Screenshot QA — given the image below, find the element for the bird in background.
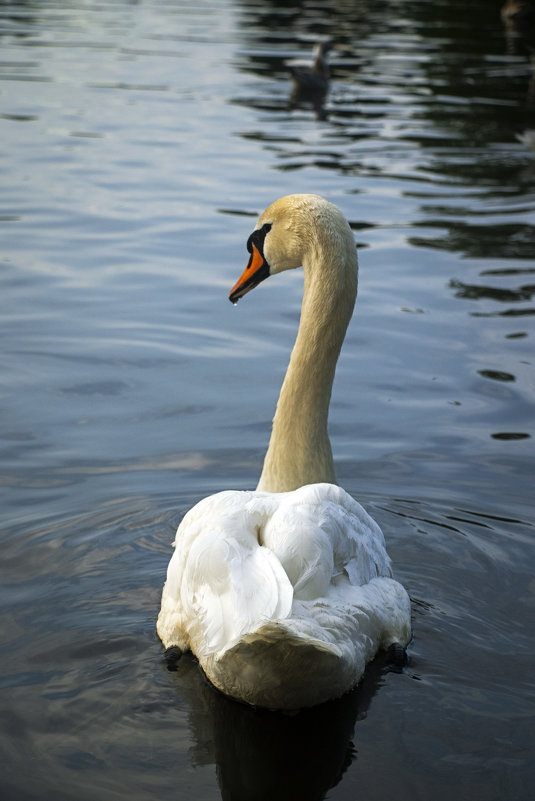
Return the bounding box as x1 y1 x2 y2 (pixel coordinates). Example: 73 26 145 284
287 41 333 119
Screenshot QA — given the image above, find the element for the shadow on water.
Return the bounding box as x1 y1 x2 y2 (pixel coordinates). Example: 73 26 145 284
170 648 396 801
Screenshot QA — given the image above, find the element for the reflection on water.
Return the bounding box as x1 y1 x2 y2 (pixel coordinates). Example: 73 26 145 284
176 650 387 801
1 0 535 799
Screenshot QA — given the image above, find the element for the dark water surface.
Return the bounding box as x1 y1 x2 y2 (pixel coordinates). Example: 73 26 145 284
1 1 534 799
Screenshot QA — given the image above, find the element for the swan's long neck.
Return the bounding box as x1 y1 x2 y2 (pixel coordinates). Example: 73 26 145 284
257 231 358 493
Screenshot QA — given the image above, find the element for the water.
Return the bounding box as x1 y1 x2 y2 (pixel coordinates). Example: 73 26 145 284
1 0 534 798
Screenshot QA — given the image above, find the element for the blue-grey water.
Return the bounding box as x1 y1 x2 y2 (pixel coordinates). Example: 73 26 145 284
1 1 534 799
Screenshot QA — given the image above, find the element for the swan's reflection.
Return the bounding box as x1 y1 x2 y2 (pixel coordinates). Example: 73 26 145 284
172 652 393 801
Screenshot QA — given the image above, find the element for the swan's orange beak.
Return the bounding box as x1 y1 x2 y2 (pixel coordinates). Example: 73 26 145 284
229 243 270 304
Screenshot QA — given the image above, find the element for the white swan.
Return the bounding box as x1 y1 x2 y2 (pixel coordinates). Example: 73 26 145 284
157 194 411 710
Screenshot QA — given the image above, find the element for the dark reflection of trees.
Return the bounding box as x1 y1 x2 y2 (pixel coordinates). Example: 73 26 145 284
172 650 394 801
450 275 535 303
232 0 535 263
0 0 41 39
232 0 391 113
501 0 535 54
390 2 535 264
403 0 535 120
448 273 535 318
234 0 535 137
409 221 535 260
380 2 535 261
235 0 390 54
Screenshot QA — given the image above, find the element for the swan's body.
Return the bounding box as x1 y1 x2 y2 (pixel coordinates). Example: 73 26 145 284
157 194 411 710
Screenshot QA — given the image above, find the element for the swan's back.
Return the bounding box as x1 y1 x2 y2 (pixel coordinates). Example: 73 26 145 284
157 484 410 709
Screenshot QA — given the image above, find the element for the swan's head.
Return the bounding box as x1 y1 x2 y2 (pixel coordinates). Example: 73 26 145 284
229 194 355 303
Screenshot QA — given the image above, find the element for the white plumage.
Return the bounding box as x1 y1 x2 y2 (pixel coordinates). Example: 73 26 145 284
157 194 411 710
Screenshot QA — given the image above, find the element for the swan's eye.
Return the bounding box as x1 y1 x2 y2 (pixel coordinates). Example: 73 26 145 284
246 222 272 256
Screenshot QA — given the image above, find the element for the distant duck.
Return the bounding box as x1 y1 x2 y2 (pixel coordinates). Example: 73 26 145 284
287 41 333 119
288 41 333 96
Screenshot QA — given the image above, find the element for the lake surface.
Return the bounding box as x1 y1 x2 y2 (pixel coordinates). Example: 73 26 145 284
1 1 534 799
